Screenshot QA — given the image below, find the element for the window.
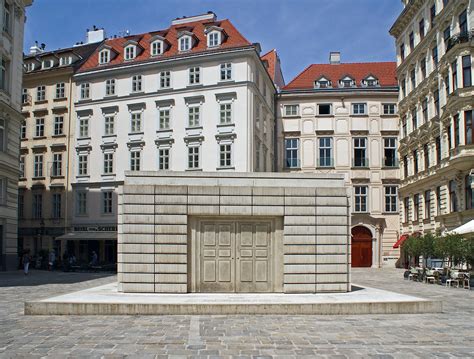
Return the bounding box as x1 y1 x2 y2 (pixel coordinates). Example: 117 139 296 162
424 190 431 219
104 115 114 135
404 197 410 222
55 83 65 99
78 154 88 176
435 136 441 164
423 143 430 170
454 113 460 147
432 45 438 67
22 88 29 104
132 75 142 92
353 137 367 167
219 103 232 124
402 116 407 137
59 56 71 66
354 186 368 213
413 150 419 174
219 144 232 167
18 194 24 218
422 98 428 123
220 63 232 81
130 112 142 133
188 106 200 127
19 156 25 177
401 78 406 97
445 75 450 97
403 155 409 178
284 105 299 116
3 0 11 33
459 9 467 34
385 186 397 212
452 60 458 91
410 68 416 90
187 146 200 169
411 107 418 130
179 36 191 51
419 19 425 40
124 45 136 60
409 32 414 51
52 193 61 219
32 194 42 219
447 125 452 150
79 118 89 138
449 180 457 212
434 89 440 116
430 5 436 27
466 175 473 210
103 153 114 174
443 26 450 48
99 50 110 64
52 153 62 176
76 192 87 215
383 138 397 167
35 118 44 137
208 31 220 47
414 194 420 221
436 186 442 215
465 110 473 145
158 148 170 170
462 55 471 88
102 191 113 214
0 58 7 91
160 71 170 88
80 83 90 99
341 78 353 88
20 120 26 139
189 67 200 85
400 43 405 61
318 104 331 115
318 137 332 167
352 103 366 115
151 41 162 56
130 151 141 171
159 108 170 129
285 138 299 168
36 85 46 101
34 155 43 177
383 104 396 115
54 116 64 135
420 58 426 80
105 79 115 96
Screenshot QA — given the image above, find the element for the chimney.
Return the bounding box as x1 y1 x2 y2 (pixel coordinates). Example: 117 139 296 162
29 41 44 55
329 52 341 65
86 26 106 44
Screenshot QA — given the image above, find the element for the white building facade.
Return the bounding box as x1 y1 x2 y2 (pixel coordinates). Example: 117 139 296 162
390 0 473 242
66 13 276 260
0 0 32 270
277 54 401 268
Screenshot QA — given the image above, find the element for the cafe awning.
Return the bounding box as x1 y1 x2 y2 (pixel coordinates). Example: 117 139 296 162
56 232 117 241
393 234 409 249
451 219 474 235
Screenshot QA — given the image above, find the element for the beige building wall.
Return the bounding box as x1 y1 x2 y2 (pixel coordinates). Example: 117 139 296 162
0 0 32 270
391 0 474 237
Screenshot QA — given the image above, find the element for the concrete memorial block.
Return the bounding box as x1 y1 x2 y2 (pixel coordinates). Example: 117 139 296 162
118 171 351 293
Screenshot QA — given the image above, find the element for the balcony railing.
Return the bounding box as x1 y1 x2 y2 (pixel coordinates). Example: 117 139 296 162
446 30 474 53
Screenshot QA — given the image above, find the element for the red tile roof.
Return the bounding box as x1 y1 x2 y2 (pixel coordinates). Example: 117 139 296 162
283 62 397 90
261 49 277 81
78 18 252 72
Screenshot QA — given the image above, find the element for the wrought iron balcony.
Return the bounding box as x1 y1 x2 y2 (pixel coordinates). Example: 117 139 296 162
446 30 474 53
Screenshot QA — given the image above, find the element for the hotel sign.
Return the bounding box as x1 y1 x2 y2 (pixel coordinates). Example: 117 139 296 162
73 225 117 232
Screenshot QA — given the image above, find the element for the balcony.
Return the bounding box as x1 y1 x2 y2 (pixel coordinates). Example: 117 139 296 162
446 30 474 53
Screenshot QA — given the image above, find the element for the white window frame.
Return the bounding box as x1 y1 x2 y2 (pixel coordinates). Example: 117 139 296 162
52 153 62 177
158 107 171 130
158 147 170 170
284 104 299 117
352 103 367 115
53 116 64 136
384 186 398 213
80 83 90 100
318 137 333 167
124 45 136 60
36 85 46 101
55 82 65 99
78 117 89 138
189 67 200 85
99 49 110 64
130 111 142 133
132 75 142 92
179 36 191 51
105 79 115 96
34 154 43 178
78 154 88 176
130 150 141 171
151 41 163 56
187 145 200 169
284 138 299 168
19 156 25 178
159 71 171 89
219 143 232 168
35 118 44 137
220 63 232 81
219 102 232 124
102 191 113 214
354 186 368 213
188 106 201 127
207 31 221 47
383 103 397 115
104 115 115 135
20 120 26 139
76 191 88 215
103 152 114 174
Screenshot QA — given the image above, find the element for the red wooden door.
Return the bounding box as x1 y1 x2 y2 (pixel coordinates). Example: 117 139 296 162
351 226 372 267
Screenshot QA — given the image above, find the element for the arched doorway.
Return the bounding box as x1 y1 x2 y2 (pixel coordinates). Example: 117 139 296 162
351 226 372 267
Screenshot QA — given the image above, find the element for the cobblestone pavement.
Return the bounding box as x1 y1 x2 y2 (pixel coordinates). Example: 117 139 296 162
0 268 473 358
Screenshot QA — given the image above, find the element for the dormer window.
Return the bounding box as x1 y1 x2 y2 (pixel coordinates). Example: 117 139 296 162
99 50 110 64
179 36 191 51
151 41 163 56
124 45 136 60
314 77 332 89
59 56 72 66
339 76 355 88
25 62 35 72
207 31 220 47
42 59 53 69
362 75 379 87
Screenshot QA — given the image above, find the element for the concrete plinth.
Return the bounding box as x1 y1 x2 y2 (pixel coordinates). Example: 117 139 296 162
24 282 442 315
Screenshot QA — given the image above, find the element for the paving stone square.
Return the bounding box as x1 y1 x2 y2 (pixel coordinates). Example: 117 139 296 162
0 268 473 358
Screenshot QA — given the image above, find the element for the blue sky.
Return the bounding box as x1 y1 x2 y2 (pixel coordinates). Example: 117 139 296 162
24 0 403 83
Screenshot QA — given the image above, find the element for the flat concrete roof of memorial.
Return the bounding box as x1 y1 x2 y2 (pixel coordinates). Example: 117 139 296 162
25 282 441 315
123 171 346 188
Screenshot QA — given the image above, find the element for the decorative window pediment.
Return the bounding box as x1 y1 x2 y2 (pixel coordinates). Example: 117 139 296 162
339 75 355 88
314 76 332 89
361 75 379 87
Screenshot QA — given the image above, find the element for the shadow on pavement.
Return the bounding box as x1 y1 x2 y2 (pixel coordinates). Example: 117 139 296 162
0 270 116 287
